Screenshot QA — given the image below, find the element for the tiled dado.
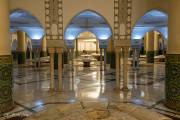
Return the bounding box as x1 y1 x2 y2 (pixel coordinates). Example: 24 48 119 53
0 55 14 114
165 54 180 111
146 51 154 63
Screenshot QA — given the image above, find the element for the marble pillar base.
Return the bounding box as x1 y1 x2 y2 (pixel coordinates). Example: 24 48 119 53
17 51 26 64
146 51 154 63
165 54 180 111
0 55 14 114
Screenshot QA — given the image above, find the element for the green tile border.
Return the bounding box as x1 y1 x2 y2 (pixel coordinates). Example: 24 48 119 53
0 55 14 114
165 54 180 111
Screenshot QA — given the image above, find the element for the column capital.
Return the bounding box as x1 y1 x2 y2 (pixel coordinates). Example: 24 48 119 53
48 48 55 54
56 48 63 54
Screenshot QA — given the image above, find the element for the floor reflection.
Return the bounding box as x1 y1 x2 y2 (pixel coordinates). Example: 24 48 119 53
5 62 179 119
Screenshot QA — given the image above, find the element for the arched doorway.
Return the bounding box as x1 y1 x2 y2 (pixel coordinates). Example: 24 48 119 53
73 31 100 69
10 9 45 66
131 10 168 68
64 10 112 71
130 10 168 106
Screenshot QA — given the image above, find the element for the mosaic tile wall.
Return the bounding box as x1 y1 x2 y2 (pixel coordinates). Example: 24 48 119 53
166 54 180 111
0 55 13 114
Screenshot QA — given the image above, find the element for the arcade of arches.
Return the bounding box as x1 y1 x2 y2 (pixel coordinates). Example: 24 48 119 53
0 0 180 120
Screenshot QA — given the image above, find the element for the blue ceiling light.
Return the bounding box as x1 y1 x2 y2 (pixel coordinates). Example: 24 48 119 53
132 10 168 45
64 10 112 42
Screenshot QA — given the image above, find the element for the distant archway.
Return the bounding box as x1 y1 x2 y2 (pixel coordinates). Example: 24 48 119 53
10 9 45 47
64 10 112 48
131 10 168 47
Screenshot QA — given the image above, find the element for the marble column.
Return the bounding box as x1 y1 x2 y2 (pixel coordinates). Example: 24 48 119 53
146 32 154 63
0 0 14 113
122 47 129 91
17 31 26 64
57 48 63 92
115 48 120 90
41 36 47 57
48 48 55 91
165 0 180 111
154 32 159 56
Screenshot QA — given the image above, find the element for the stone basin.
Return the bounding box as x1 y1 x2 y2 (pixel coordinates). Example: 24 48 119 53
25 102 172 120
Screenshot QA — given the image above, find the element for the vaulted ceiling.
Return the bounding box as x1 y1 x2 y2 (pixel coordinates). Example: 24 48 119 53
65 11 112 41
132 10 168 41
10 9 44 40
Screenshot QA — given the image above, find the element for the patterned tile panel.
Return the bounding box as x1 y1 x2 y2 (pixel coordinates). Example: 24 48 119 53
0 55 14 114
165 54 180 111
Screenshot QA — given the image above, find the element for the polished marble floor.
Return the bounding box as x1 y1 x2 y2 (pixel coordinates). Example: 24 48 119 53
1 61 180 119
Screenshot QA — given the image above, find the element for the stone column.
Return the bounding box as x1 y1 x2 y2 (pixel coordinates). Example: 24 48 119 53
57 48 63 92
0 0 14 113
115 48 120 90
146 32 154 63
165 0 180 111
48 48 55 91
100 48 103 71
154 32 159 56
41 36 47 57
122 47 129 91
17 31 26 64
